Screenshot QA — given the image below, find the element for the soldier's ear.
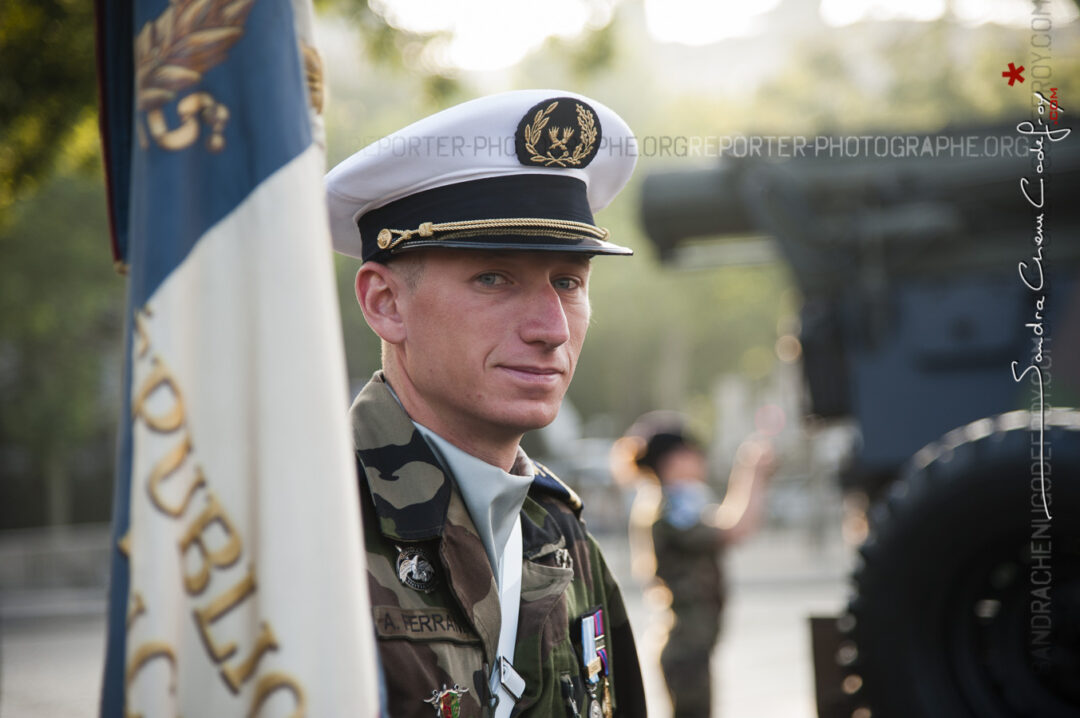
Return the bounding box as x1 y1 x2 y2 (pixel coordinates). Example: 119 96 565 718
355 263 407 344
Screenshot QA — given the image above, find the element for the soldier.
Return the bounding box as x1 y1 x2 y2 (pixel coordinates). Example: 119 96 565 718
326 90 646 718
618 413 773 718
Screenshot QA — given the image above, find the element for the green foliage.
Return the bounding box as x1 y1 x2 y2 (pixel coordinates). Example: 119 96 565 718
542 12 619 82
748 19 1078 133
0 0 99 227
0 164 123 527
321 0 464 105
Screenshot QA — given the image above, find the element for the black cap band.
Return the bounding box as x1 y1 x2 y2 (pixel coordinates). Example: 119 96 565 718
358 174 612 262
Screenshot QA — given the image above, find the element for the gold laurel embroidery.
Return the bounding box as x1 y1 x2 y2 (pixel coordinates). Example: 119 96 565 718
301 44 325 115
523 101 558 161
524 101 597 167
570 102 597 164
134 0 257 152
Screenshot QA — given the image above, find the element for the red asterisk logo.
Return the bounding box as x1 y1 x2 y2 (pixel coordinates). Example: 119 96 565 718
1002 62 1025 86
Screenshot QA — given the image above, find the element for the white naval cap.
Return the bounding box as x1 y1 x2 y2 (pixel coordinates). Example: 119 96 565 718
325 89 637 262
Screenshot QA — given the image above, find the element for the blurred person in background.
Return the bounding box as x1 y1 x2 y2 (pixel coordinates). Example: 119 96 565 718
614 412 775 718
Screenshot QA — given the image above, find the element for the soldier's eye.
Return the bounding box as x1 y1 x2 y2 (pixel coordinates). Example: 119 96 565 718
475 272 508 287
553 276 582 291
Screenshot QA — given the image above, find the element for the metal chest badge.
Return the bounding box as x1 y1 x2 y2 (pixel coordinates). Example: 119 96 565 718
397 544 438 593
424 683 469 718
579 608 613 718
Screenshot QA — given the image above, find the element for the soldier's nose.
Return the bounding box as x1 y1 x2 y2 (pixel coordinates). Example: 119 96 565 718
520 284 571 347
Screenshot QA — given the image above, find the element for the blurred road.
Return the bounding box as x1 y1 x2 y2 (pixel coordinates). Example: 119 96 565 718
0 526 850 718
1 611 105 718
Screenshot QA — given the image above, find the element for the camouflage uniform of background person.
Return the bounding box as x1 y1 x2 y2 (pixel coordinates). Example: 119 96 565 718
615 412 774 718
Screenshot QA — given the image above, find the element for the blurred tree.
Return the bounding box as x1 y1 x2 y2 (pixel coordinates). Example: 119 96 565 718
1 0 623 225
0 0 99 229
750 19 1080 133
0 163 123 529
331 0 463 105
321 0 621 106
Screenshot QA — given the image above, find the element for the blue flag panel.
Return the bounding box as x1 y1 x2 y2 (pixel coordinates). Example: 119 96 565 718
96 1 316 715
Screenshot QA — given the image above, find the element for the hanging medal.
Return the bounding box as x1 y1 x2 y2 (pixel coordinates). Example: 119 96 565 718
579 608 610 718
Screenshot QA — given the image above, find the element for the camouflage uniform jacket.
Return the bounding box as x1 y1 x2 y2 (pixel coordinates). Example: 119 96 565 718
651 515 725 614
351 373 646 718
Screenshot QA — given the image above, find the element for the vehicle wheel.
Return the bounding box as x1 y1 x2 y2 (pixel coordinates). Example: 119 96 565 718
842 410 1080 718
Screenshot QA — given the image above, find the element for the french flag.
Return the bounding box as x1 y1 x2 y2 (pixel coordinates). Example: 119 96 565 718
95 0 379 715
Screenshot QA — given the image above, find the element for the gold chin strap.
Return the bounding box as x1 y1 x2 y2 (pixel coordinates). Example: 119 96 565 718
376 218 610 251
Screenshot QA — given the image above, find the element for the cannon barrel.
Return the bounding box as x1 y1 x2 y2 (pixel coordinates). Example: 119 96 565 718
641 126 1080 288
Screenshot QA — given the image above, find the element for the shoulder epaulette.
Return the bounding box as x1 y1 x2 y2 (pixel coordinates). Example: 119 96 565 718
530 461 584 514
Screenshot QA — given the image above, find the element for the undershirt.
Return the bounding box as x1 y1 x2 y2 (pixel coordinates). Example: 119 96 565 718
413 423 533 718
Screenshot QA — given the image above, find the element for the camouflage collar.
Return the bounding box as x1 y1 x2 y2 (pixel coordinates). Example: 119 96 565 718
350 372 586 541
350 372 453 541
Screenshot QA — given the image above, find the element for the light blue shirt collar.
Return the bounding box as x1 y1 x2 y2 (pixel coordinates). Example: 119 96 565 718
412 423 534 583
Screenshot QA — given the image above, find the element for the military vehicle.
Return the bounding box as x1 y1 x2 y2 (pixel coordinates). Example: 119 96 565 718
639 122 1080 718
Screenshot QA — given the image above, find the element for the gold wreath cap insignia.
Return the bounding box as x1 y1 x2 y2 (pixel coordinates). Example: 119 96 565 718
515 97 602 169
